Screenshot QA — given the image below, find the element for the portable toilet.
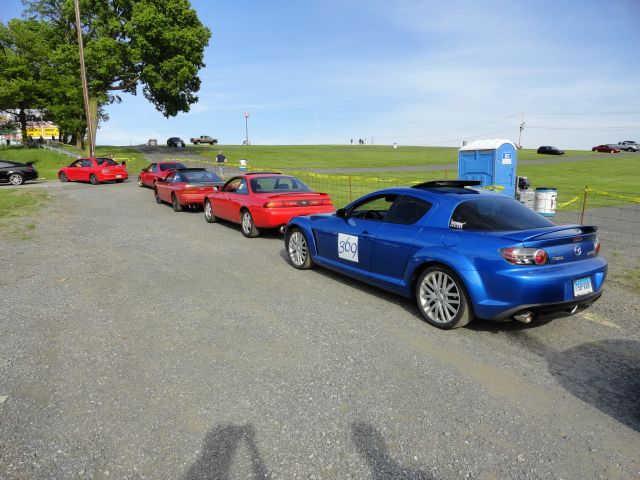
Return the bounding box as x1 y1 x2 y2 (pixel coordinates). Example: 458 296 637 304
458 139 517 197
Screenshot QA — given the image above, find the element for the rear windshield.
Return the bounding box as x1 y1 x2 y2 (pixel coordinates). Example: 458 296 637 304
450 197 554 231
160 163 186 171
250 176 311 193
95 158 118 166
180 170 222 183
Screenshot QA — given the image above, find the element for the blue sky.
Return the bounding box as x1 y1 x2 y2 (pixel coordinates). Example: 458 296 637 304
3 0 640 149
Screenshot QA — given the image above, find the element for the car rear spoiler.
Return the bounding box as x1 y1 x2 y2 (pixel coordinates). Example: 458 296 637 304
503 225 598 243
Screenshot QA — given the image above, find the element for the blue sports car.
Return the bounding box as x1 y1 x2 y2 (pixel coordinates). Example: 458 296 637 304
284 180 607 329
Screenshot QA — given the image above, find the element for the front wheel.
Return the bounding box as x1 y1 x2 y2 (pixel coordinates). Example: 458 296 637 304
137 176 143 187
204 199 217 223
286 228 313 269
172 193 182 212
59 172 68 182
89 174 99 185
240 209 259 238
154 188 162 204
415 266 473 329
8 173 24 185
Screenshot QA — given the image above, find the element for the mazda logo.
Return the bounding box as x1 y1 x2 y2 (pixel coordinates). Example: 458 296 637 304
574 246 582 256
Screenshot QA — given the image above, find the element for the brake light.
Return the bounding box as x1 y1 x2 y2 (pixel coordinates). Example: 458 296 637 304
594 238 601 255
500 247 548 265
264 198 333 208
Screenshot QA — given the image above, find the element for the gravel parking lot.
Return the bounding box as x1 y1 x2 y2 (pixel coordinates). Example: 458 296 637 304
1 177 639 479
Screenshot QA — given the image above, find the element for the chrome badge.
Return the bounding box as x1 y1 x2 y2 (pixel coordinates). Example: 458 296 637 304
574 246 582 256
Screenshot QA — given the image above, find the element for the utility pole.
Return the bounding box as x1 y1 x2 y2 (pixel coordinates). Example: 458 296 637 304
518 112 525 149
73 0 94 157
244 111 250 146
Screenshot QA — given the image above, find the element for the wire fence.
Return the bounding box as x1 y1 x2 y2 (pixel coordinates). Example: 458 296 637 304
172 157 639 272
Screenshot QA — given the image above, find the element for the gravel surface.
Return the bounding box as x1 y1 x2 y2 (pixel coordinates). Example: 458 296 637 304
0 177 639 480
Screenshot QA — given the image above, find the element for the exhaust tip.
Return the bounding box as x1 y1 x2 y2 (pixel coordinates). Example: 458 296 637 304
513 310 533 324
567 305 578 314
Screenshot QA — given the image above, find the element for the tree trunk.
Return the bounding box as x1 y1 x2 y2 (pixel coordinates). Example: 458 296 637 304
18 106 28 142
88 95 98 156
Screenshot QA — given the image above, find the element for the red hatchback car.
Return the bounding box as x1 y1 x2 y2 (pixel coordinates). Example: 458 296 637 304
138 161 187 187
58 157 128 184
203 172 335 237
592 144 621 153
154 168 224 211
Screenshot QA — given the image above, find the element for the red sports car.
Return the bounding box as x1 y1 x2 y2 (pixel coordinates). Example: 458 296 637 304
592 145 621 153
58 157 128 184
154 168 224 211
203 172 335 237
137 161 187 187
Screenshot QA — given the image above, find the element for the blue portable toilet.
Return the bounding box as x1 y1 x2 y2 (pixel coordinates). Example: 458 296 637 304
458 139 517 197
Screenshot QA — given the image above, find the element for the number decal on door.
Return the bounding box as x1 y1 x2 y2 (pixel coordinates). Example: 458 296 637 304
338 233 359 262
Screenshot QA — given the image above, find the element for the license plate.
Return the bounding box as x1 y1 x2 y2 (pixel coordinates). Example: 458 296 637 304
573 277 593 297
116 174 122 178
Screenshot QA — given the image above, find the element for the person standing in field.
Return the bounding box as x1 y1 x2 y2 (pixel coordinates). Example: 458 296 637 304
216 150 227 179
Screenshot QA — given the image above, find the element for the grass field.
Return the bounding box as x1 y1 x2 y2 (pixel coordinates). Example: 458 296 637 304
196 144 600 169
0 145 147 179
0 189 50 239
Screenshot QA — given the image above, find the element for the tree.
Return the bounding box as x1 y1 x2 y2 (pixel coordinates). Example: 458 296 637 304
26 0 212 146
0 19 51 139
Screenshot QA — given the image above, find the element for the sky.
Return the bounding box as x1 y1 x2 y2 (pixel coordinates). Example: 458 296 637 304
2 0 640 149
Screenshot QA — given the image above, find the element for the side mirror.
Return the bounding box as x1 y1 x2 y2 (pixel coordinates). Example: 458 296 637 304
336 208 347 218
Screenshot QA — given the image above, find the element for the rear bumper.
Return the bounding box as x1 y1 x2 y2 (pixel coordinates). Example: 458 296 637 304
100 172 128 181
491 291 603 321
252 205 335 228
177 192 209 205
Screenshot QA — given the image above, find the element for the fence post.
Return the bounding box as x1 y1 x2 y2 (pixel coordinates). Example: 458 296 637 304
579 185 589 225
348 176 353 203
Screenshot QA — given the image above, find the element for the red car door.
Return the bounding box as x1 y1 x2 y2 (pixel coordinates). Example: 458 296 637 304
156 171 177 202
215 178 248 222
65 160 83 181
80 159 94 181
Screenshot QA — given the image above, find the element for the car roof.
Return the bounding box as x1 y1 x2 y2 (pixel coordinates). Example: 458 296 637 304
172 168 208 172
156 161 186 164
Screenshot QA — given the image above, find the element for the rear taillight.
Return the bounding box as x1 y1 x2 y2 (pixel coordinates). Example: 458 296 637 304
264 198 333 208
594 238 601 255
500 247 548 265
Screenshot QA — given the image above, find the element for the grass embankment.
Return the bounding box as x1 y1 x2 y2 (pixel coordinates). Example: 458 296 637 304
0 189 49 239
196 145 599 170
0 145 147 179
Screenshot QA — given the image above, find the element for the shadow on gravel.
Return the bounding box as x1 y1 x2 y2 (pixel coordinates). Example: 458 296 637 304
508 334 640 431
182 424 271 480
352 422 433 480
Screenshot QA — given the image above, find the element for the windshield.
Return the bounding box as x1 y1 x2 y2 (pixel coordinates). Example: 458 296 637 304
160 163 186 171
181 170 222 183
450 197 554 231
250 176 311 193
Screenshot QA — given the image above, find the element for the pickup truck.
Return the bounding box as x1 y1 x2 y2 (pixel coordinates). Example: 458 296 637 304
617 141 639 152
190 135 218 145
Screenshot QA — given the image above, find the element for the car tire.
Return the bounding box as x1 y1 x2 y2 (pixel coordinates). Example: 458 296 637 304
58 172 68 182
240 209 259 238
137 176 143 187
90 174 99 185
8 173 24 185
286 228 313 270
172 193 182 212
154 188 162 204
415 265 473 329
204 199 217 223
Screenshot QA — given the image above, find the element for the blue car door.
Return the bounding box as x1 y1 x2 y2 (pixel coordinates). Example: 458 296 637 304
313 193 395 276
369 195 433 288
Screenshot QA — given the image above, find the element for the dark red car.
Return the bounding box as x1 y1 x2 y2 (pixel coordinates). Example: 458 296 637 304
58 157 128 184
154 168 224 211
592 145 620 153
203 172 335 237
137 161 187 187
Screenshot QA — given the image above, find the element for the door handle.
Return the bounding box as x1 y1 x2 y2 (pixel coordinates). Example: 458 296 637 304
361 231 373 238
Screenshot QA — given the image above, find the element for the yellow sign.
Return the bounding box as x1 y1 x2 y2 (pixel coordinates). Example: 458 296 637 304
26 125 60 138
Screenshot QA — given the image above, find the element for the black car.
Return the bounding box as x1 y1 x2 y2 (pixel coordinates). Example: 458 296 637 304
0 160 39 185
536 146 565 155
167 137 185 147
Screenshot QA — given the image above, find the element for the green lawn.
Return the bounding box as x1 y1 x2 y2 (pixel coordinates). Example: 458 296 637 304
196 144 600 169
0 189 50 239
0 145 147 179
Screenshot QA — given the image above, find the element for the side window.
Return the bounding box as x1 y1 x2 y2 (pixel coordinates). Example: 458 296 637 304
163 173 175 183
81 160 93 167
70 160 82 167
236 179 248 195
172 173 183 183
150 164 158 172
223 178 242 192
350 194 397 221
385 195 432 225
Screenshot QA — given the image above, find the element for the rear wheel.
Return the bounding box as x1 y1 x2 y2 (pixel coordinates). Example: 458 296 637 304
137 176 143 187
154 188 162 204
90 174 99 185
415 266 473 329
240 209 259 238
59 172 68 182
8 173 24 185
204 199 217 223
172 193 182 212
286 228 313 269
